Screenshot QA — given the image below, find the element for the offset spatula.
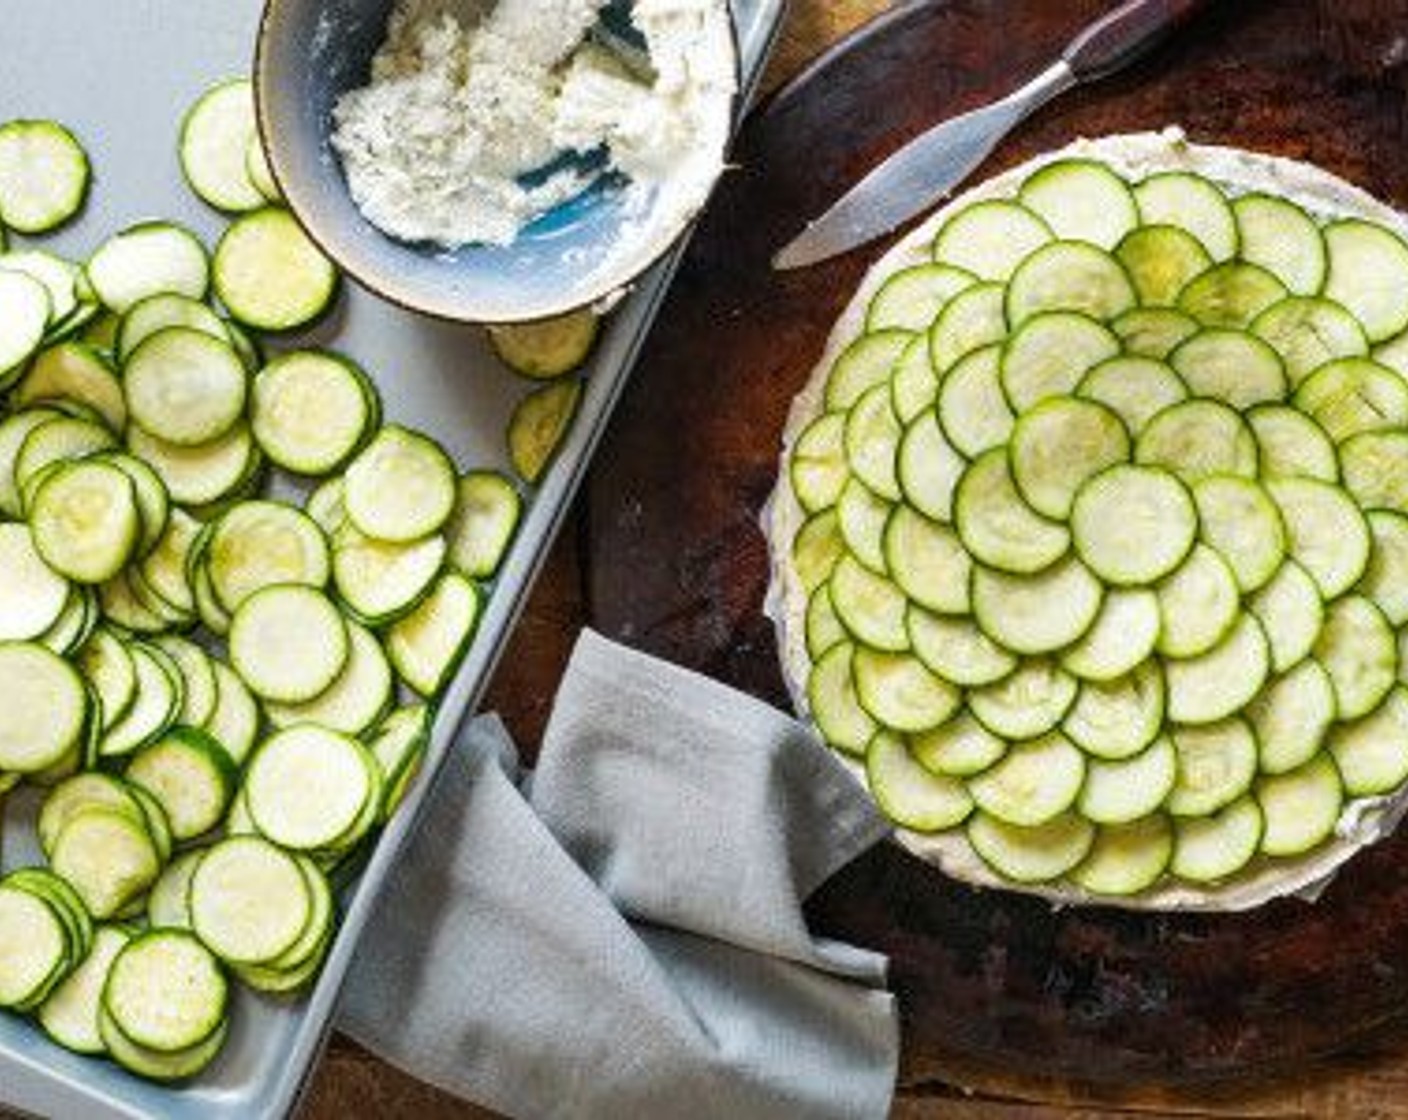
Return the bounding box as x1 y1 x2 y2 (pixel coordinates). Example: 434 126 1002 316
773 0 1213 270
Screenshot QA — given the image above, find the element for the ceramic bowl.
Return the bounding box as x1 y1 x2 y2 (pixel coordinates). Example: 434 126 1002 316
254 0 739 324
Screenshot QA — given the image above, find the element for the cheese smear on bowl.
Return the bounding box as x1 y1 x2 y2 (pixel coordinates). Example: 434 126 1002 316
330 0 734 249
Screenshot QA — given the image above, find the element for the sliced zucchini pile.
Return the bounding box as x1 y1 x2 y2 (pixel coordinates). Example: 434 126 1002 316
0 91 532 1083
785 147 1408 900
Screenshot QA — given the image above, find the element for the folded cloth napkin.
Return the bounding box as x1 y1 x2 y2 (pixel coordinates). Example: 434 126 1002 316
338 629 898 1120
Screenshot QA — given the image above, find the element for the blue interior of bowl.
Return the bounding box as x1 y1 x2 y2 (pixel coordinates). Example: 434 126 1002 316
258 0 707 323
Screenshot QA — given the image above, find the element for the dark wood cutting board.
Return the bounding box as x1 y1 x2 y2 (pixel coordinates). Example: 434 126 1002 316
585 0 1408 1093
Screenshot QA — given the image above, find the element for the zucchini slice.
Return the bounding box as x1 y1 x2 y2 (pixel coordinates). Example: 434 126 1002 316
1323 218 1408 342
269 620 393 735
508 380 581 485
229 585 349 703
17 342 126 432
0 273 53 382
1233 193 1327 295
968 659 1077 740
125 727 237 842
179 78 264 213
1078 736 1177 825
928 284 1007 374
1342 430 1408 515
87 222 209 314
0 884 71 1009
104 931 227 1052
1249 659 1337 775
971 557 1103 656
251 350 378 475
207 499 330 612
445 471 521 581
936 344 1013 456
1170 796 1263 883
1169 328 1286 408
807 642 877 756
1257 755 1344 858
332 528 448 625
907 609 1016 687
954 447 1069 575
968 733 1086 827
0 524 71 640
931 200 1053 282
967 811 1095 884
48 806 161 918
386 572 480 699
1111 306 1200 359
1135 399 1257 482
1077 356 1187 433
1266 476 1371 598
1177 262 1287 330
1062 662 1166 761
792 510 843 593
844 382 902 500
866 264 976 333
0 120 89 234
1019 159 1139 250
1072 815 1173 896
1362 510 1408 625
243 727 379 853
214 207 339 331
854 648 961 734
1191 475 1286 594
487 309 599 378
0 642 87 773
1252 295 1369 385
896 412 965 522
189 836 312 964
1247 403 1339 482
1328 686 1408 796
125 327 248 446
829 554 908 652
30 461 139 584
1061 589 1161 683
1313 595 1397 721
836 479 887 572
1167 719 1259 816
1133 171 1239 261
890 335 940 424
1071 464 1196 586
911 714 1006 778
1293 357 1408 441
826 330 911 410
1165 615 1271 726
1155 544 1240 659
1009 397 1129 520
789 412 847 514
1005 241 1136 327
117 291 229 365
39 925 130 1055
1115 224 1211 307
884 507 972 615
866 732 974 832
345 425 457 543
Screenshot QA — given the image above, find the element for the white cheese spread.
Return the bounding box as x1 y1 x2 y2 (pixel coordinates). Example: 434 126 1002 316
330 0 734 249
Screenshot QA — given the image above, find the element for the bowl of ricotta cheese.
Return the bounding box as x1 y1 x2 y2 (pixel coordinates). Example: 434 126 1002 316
255 0 738 323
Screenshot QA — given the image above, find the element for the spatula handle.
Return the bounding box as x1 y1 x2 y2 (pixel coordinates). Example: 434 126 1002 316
1063 0 1212 81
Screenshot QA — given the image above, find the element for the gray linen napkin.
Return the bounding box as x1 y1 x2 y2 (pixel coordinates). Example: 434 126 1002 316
338 629 898 1119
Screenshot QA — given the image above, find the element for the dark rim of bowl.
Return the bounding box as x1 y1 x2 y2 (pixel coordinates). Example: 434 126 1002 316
253 0 743 327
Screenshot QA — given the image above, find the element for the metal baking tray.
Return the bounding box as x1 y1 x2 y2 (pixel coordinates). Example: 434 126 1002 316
0 2 785 1116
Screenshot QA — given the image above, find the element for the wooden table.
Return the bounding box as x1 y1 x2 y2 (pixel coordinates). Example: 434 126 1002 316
291 2 1408 1116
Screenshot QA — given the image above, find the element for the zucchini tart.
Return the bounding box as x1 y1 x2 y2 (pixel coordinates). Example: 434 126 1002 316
767 129 1408 910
